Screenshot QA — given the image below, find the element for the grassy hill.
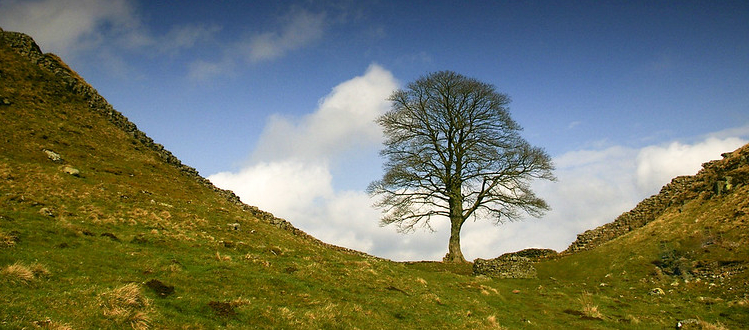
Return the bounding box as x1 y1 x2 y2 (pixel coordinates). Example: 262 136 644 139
1 29 747 329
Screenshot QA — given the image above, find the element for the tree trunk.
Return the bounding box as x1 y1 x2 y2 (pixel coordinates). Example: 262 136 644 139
444 216 467 263
444 191 467 263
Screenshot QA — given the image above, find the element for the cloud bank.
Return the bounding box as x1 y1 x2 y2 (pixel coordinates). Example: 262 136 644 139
209 63 749 261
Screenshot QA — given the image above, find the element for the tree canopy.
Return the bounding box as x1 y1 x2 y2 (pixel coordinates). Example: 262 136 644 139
368 71 555 263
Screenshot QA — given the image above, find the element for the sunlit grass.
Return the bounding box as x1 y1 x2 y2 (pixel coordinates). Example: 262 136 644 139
1 31 747 329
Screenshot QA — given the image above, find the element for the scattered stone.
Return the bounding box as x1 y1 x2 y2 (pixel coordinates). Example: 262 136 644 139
0 97 10 105
61 165 80 176
269 246 283 256
228 223 240 231
676 318 698 328
43 149 62 163
649 287 665 295
145 279 174 297
38 207 54 217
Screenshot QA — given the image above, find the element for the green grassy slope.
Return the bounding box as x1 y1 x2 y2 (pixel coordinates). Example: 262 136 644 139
1 30 746 329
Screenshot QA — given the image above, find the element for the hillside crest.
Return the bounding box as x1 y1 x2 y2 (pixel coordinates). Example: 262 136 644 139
564 143 749 254
0 29 374 259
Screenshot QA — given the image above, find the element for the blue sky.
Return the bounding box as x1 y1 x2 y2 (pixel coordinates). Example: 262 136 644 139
2 0 748 260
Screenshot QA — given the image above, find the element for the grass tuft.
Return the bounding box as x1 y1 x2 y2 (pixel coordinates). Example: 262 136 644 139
2 262 48 284
485 315 509 329
100 283 152 329
30 262 51 278
696 320 730 330
578 291 603 319
33 318 73 330
1 230 16 248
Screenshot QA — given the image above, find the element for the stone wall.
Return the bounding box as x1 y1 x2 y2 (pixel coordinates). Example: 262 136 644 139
472 248 557 278
0 29 380 260
473 255 537 279
502 248 558 260
564 145 749 254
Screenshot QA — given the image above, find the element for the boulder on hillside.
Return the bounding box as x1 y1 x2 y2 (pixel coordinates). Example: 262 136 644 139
43 149 62 163
61 165 80 177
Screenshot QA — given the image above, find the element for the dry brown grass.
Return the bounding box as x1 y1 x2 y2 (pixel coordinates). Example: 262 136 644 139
100 283 152 330
578 291 603 319
624 314 640 324
33 318 73 330
2 262 49 284
215 251 232 261
484 315 509 329
30 263 51 278
1 230 16 248
696 320 729 330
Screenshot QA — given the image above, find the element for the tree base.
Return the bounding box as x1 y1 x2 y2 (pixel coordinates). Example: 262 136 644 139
442 252 468 263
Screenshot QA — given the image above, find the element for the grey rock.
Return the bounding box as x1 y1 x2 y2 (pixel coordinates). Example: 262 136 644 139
43 149 62 163
62 165 80 176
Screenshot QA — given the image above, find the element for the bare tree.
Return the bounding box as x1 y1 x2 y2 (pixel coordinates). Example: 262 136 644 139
368 71 555 263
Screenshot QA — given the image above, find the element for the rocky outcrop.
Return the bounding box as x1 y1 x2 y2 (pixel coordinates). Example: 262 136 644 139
564 144 749 254
0 29 380 261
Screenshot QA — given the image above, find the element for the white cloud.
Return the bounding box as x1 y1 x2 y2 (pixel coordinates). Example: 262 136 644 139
210 160 333 215
0 0 136 57
635 137 747 194
458 135 748 259
209 62 749 261
208 64 409 255
242 7 325 63
251 64 397 162
188 7 327 81
161 24 222 53
459 145 642 257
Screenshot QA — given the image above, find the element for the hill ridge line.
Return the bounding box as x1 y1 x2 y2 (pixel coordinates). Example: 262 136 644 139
0 29 380 260
564 144 749 254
